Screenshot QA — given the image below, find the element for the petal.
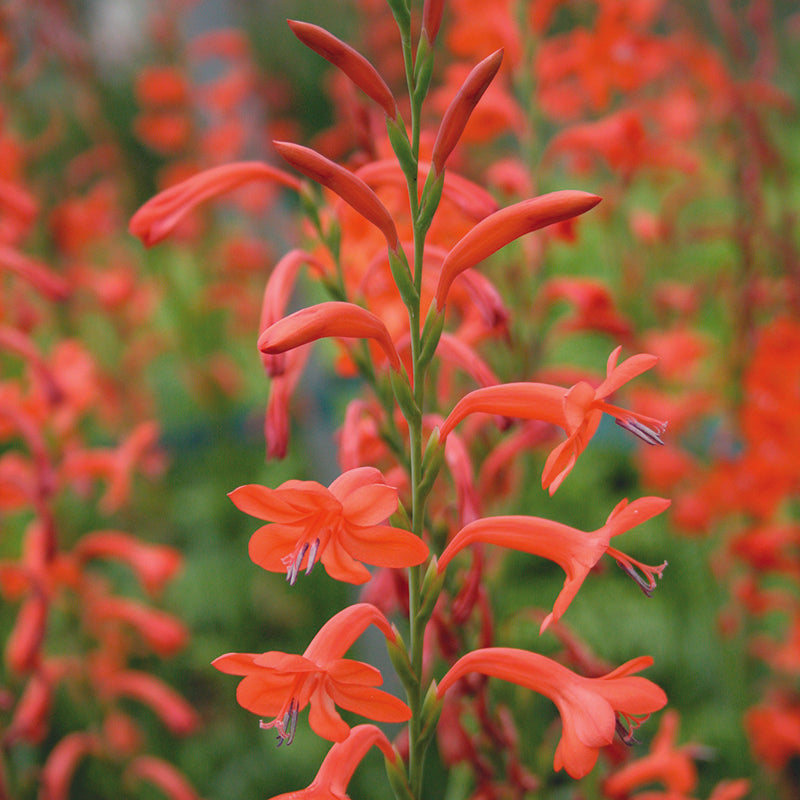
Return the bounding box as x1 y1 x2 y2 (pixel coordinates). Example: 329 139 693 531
327 658 383 686
253 652 318 672
595 352 659 399
248 524 303 571
308 686 351 742
320 538 373 584
228 484 307 522
211 652 263 675
304 603 394 664
562 381 595 434
330 682 411 723
341 524 429 568
235 673 297 716
340 484 398 526
328 466 384 498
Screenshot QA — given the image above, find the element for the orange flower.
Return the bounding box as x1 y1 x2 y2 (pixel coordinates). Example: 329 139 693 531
228 466 428 584
129 162 300 246
434 190 601 309
269 724 397 800
437 649 667 779
438 496 670 631
257 301 403 373
212 604 411 743
287 21 397 119
440 346 667 493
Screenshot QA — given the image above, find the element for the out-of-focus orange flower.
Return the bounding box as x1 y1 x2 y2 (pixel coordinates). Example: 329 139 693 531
213 604 411 743
438 649 667 779
129 161 300 246
439 496 669 631
229 466 427 585
602 710 698 798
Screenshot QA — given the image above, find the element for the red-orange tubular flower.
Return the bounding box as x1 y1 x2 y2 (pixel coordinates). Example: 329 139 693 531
437 650 667 779
269 724 397 800
229 466 427 584
129 161 301 246
258 301 403 373
439 496 670 632
287 20 397 120
212 604 410 744
273 141 400 251
440 346 667 493
434 190 602 309
431 48 504 174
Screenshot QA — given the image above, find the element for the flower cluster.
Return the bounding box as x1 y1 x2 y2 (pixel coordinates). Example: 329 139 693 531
131 2 677 797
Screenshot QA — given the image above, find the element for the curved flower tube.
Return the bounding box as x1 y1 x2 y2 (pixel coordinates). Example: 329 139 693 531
257 301 403 373
438 649 667 779
213 604 410 743
129 161 300 246
229 466 428 584
434 191 601 309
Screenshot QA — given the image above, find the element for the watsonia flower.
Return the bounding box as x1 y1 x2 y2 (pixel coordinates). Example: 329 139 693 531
228 466 428 585
437 649 667 779
439 346 667 493
213 604 411 744
438 496 670 632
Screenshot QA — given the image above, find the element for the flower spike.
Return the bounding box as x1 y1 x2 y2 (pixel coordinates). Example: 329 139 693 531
434 191 602 309
287 20 398 120
273 141 400 250
129 161 301 246
258 301 403 373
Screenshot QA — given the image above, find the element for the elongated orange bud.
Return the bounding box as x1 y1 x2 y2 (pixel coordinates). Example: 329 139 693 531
126 756 202 800
40 732 101 800
422 0 445 43
435 190 602 309
129 162 301 246
432 49 504 174
258 301 402 372
288 20 397 119
274 141 400 250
